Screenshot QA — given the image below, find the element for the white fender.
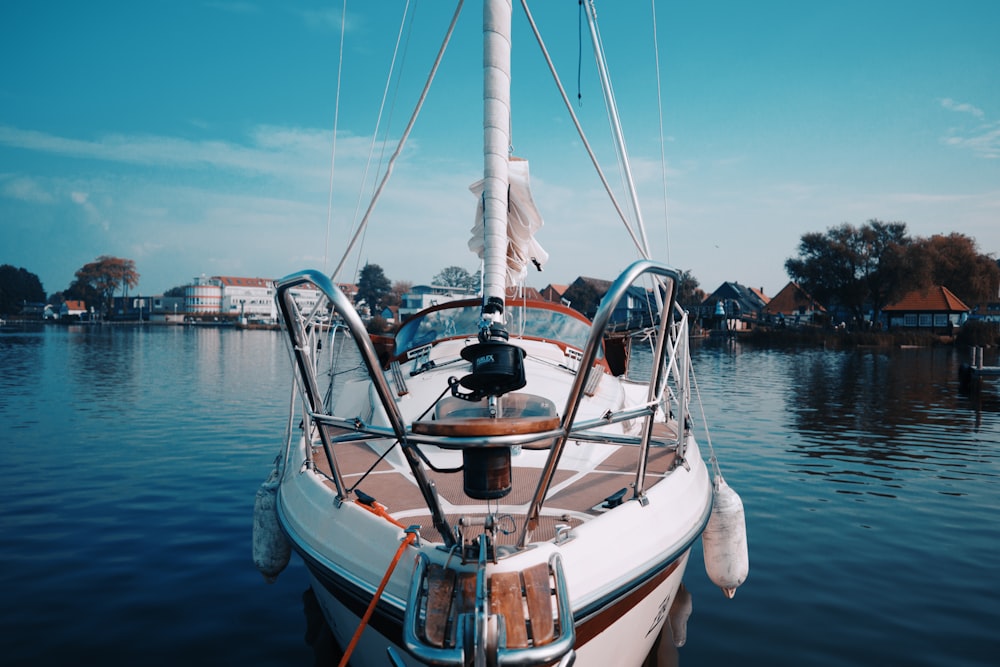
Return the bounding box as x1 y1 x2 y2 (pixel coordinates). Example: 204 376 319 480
702 475 749 598
667 582 692 647
252 463 291 582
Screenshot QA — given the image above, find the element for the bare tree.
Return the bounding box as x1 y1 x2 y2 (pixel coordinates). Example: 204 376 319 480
433 266 478 290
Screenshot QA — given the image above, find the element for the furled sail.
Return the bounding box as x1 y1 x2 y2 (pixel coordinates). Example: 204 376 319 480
469 157 549 287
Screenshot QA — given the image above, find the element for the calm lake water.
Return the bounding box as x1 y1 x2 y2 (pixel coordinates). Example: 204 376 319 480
1 324 998 666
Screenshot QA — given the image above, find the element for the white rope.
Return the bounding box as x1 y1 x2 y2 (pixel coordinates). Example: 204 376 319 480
332 1 466 283
690 363 722 481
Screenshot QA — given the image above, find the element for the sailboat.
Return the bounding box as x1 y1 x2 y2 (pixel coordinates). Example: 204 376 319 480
254 2 747 666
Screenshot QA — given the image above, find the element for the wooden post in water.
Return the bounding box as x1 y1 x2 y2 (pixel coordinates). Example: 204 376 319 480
963 346 1000 394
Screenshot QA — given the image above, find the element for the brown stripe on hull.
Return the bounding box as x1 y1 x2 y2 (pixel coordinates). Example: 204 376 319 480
299 544 686 659
571 556 683 648
298 551 408 646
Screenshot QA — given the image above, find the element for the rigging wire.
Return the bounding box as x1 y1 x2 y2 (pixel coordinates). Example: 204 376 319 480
331 0 466 283
576 0 583 107
581 1 666 314
344 0 413 283
650 0 671 264
351 6 417 286
582 0 651 260
323 0 349 274
519 0 645 258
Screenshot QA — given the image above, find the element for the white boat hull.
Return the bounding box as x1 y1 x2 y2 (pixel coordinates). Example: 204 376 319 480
278 428 712 666
303 550 693 667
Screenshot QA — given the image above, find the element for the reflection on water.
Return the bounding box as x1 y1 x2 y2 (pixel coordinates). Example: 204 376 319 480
783 347 998 497
685 339 999 667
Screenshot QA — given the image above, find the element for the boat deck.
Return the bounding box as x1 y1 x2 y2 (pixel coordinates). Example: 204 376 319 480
309 424 679 545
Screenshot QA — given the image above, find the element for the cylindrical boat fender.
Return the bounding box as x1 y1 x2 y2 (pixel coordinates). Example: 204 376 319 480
253 463 291 583
702 475 749 598
667 582 692 647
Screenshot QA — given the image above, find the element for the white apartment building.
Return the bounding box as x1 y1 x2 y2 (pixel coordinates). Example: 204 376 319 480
184 275 323 323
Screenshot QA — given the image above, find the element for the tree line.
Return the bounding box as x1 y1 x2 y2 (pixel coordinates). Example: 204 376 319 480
785 220 1000 323
355 264 481 313
1 255 139 316
3 222 998 320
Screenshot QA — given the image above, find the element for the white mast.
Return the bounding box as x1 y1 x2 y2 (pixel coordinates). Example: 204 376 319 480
481 0 512 317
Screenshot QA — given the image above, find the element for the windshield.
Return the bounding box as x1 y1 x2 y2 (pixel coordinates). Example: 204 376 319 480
394 301 594 357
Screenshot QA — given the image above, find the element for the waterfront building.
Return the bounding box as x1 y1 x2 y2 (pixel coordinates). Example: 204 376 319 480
185 276 224 315
882 285 970 332
763 282 827 327
398 284 478 320
217 276 276 323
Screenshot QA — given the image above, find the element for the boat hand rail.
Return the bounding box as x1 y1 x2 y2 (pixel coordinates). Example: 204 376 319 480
308 402 658 448
311 411 679 451
277 262 688 551
402 550 576 667
275 269 458 548
520 259 682 547
309 407 678 453
407 427 564 449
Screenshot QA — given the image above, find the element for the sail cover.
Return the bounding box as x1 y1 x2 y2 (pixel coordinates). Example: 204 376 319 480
469 158 549 287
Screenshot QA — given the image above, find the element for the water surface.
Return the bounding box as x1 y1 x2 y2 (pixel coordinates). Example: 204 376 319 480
1 325 997 665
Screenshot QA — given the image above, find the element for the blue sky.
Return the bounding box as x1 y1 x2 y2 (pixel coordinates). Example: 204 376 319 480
2 1 998 299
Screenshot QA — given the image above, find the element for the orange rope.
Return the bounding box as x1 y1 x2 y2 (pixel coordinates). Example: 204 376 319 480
354 497 406 529
337 531 416 667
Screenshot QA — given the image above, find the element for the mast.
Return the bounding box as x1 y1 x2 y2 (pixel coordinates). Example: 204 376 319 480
481 0 512 320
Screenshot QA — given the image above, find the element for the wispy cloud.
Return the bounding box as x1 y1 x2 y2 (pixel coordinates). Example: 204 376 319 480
940 97 985 118
0 124 379 184
70 190 110 231
295 7 350 32
942 124 1000 159
939 98 999 159
0 175 55 203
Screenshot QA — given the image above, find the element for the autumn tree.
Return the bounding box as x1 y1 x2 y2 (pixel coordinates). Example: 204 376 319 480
70 256 140 316
785 220 911 322
356 263 391 314
905 233 1000 305
0 265 46 315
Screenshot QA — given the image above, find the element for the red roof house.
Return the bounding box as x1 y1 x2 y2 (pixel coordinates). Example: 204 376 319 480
882 286 970 331
762 282 826 325
60 300 88 318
